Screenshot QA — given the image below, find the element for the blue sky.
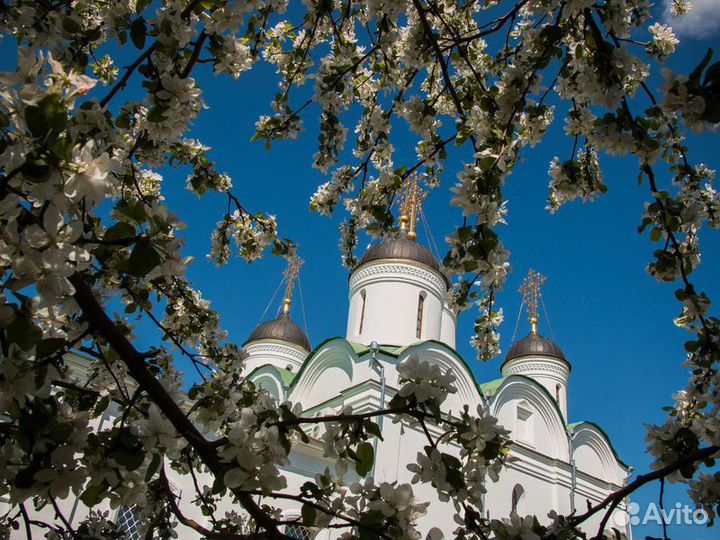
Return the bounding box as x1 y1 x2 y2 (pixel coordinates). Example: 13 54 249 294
167 36 720 540
2 3 719 537
158 17 719 540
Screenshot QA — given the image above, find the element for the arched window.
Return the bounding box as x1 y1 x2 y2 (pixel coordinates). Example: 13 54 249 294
511 484 525 515
555 384 561 403
358 290 366 334
284 524 317 540
116 506 143 540
416 293 425 338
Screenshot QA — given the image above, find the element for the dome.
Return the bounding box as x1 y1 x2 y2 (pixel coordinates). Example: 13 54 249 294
357 234 441 272
245 312 311 351
504 331 567 364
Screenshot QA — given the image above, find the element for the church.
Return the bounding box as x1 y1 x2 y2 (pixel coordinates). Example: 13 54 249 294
241 223 632 540
4 193 632 540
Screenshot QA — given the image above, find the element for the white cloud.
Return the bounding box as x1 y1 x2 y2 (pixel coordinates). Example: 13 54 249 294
663 0 720 38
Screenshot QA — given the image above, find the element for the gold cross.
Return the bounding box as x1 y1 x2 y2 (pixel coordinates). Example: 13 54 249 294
519 269 546 334
399 178 425 240
282 256 303 314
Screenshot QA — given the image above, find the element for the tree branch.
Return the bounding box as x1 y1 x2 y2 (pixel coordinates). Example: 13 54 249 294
68 273 289 539
569 445 719 536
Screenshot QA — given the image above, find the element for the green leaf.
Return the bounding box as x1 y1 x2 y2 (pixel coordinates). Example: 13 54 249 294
135 0 152 13
104 222 136 242
94 394 110 416
48 421 74 443
130 18 147 50
21 158 51 183
650 228 662 242
36 337 66 359
115 447 145 471
364 420 383 441
15 466 37 489
80 484 106 507
7 317 42 351
301 504 316 527
145 453 161 482
116 199 147 223
355 441 374 477
24 94 68 139
62 16 82 34
147 106 168 123
690 48 713 84
126 238 161 277
703 61 720 90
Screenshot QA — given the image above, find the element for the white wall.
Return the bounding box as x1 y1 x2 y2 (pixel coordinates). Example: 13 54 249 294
501 355 570 420
346 261 448 346
440 304 457 349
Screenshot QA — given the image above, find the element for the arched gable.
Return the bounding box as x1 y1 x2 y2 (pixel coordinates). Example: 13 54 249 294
287 338 358 408
570 422 625 486
394 341 483 414
248 365 287 401
490 375 569 460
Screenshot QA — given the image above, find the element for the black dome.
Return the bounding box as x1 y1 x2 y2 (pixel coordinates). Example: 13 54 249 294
504 332 567 364
245 312 311 351
357 234 441 272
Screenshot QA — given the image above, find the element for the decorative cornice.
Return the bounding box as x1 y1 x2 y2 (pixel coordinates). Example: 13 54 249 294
244 340 308 363
349 259 447 294
502 358 570 380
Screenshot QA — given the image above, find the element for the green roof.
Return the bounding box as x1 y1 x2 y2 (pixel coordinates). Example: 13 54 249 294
279 368 297 386
478 377 505 397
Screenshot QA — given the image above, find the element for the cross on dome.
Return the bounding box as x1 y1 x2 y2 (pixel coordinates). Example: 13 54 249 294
399 177 426 241
282 255 303 314
519 269 546 335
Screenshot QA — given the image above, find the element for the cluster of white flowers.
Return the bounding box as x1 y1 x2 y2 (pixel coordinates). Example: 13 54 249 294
517 106 555 148
407 404 509 508
214 37 254 78
401 96 439 138
344 481 430 540
91 54 118 85
490 513 542 540
661 68 711 132
445 230 510 289
547 148 606 213
137 169 164 200
557 39 649 109
647 23 679 60
210 210 278 264
470 298 504 360
689 472 720 523
310 166 355 216
396 354 457 405
143 74 204 145
218 396 298 493
450 164 508 227
670 0 693 16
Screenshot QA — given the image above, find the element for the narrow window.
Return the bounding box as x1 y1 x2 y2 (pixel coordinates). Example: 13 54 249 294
358 290 366 334
284 524 317 540
511 484 525 514
117 506 143 540
555 384 561 403
416 294 425 338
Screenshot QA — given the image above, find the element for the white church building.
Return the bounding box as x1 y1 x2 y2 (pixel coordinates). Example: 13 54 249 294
4 220 633 539
242 232 632 539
